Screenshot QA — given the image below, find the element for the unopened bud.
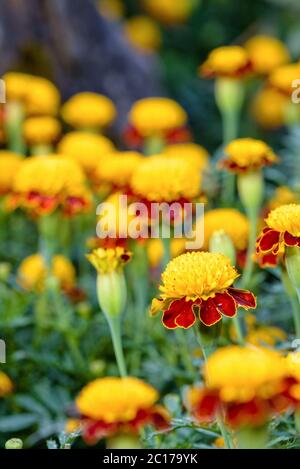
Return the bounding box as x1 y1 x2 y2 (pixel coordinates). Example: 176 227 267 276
5 438 23 449
209 230 236 265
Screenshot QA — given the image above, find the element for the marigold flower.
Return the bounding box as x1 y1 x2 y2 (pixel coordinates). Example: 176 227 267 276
76 376 168 443
86 247 132 275
187 346 291 428
165 143 210 171
61 92 116 129
0 371 13 397
246 326 287 347
269 63 300 96
151 251 256 328
26 77 61 116
267 187 299 212
143 0 194 25
124 16 161 53
0 152 22 195
200 46 252 79
251 87 288 130
18 253 76 292
244 35 290 75
23 116 61 145
57 131 115 178
130 154 200 203
11 155 91 216
98 0 124 19
97 151 142 190
221 138 278 173
147 238 186 268
256 204 300 267
128 98 187 138
3 72 32 102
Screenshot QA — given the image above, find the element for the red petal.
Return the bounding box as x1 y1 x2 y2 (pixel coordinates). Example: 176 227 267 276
228 288 256 309
284 231 300 246
175 303 196 329
213 291 237 318
258 229 280 252
259 253 278 267
162 309 178 329
162 298 196 330
199 298 222 326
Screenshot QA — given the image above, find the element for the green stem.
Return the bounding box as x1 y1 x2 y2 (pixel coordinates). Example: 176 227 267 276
240 207 258 290
5 101 26 154
281 267 300 339
143 135 165 156
162 235 171 270
30 144 53 156
217 414 233 449
107 315 127 377
175 329 195 378
220 109 238 207
232 316 244 345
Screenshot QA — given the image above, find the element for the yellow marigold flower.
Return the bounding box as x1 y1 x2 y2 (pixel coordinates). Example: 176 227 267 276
0 371 13 397
200 46 251 78
246 326 287 347
61 92 116 129
286 352 300 382
98 0 125 20
3 72 32 102
23 116 61 145
266 204 300 237
201 208 249 251
18 253 76 292
165 143 210 171
244 35 290 75
251 87 288 130
268 186 299 211
124 16 161 53
147 238 186 268
65 419 81 434
86 247 132 274
0 153 22 195
129 98 187 138
221 138 278 173
57 131 115 177
269 63 300 96
26 77 61 116
76 376 158 422
151 251 256 328
143 0 194 25
95 192 136 240
97 151 142 189
214 437 225 448
130 154 200 202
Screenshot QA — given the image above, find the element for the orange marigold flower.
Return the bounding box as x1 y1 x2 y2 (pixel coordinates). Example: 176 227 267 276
220 138 278 173
256 204 300 267
151 252 256 328
200 46 252 79
244 35 290 75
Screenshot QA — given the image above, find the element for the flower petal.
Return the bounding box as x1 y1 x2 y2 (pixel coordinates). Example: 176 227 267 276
258 229 280 252
199 298 222 326
228 287 256 309
162 309 178 329
162 298 196 330
284 231 300 247
258 253 278 267
174 302 196 329
213 291 237 318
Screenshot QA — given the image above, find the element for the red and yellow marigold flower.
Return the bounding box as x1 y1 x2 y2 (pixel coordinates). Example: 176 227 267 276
200 46 252 79
0 371 13 397
267 186 299 212
187 346 292 428
75 377 169 444
0 152 23 195
10 155 92 216
220 138 278 173
151 251 256 328
244 35 290 75
96 151 142 191
256 204 300 267
164 143 210 172
61 92 116 129
23 116 61 145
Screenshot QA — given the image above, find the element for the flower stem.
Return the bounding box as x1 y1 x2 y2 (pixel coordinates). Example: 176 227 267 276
281 267 300 339
232 315 244 345
144 135 165 156
5 101 26 154
240 207 258 290
107 315 127 377
175 329 196 378
217 414 233 449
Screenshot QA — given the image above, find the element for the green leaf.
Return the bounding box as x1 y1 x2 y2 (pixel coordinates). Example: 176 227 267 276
0 414 37 432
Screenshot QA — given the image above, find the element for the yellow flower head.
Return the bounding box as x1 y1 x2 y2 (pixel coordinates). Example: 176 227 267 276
96 192 136 239
0 153 22 195
61 92 116 129
3 72 32 102
23 116 61 145
244 35 290 75
165 143 210 171
143 0 194 25
76 376 158 422
130 154 201 202
269 63 300 96
251 87 288 130
86 247 132 274
268 187 299 212
160 251 239 301
200 46 251 78
265 204 300 237
147 238 186 268
124 16 161 53
57 131 115 176
0 371 13 397
26 77 61 116
204 346 287 402
222 138 278 173
18 254 76 292
97 151 142 189
246 326 287 347
201 208 249 251
286 352 300 382
129 98 187 137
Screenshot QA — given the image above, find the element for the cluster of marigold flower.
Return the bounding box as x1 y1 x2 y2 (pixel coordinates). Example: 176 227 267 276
1 26 300 449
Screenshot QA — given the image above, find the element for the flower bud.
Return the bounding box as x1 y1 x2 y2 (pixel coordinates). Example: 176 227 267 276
286 246 300 291
215 78 244 114
209 229 236 265
237 170 264 213
107 434 142 449
5 438 23 449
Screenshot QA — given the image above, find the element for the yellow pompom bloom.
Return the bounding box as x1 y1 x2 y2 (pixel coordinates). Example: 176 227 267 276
200 46 251 78
124 16 161 53
246 326 287 347
3 72 32 102
269 63 300 96
61 92 116 129
268 186 299 211
147 238 186 268
244 35 290 75
96 191 136 239
18 253 76 292
143 0 194 25
26 77 61 116
204 346 287 402
201 208 249 251
0 371 13 397
86 247 132 274
23 116 61 144
57 131 115 176
221 138 278 173
0 153 22 195
266 204 300 237
97 151 142 189
251 87 288 130
130 154 200 202
76 376 158 422
129 98 187 137
165 143 210 171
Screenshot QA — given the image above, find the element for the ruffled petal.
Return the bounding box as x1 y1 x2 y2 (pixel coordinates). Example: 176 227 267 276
258 252 278 268
162 309 178 329
258 229 280 252
213 291 237 318
284 231 300 247
199 298 222 326
162 298 196 330
228 287 256 309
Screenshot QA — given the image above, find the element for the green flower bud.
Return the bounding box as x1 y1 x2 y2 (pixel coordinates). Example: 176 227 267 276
5 438 23 449
286 246 300 291
237 170 264 214
215 78 244 114
209 229 236 265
